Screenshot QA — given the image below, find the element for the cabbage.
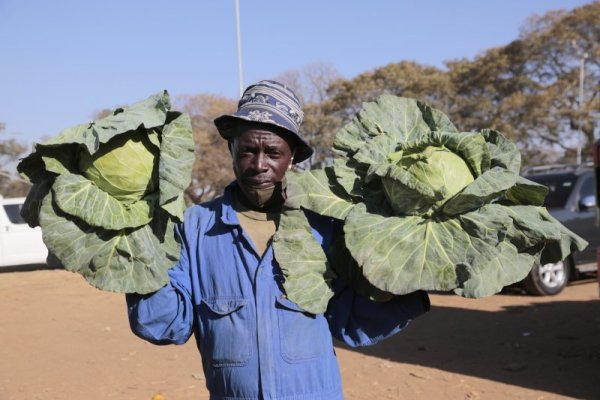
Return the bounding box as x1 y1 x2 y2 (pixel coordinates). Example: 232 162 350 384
273 95 587 313
78 132 160 202
17 91 195 293
383 143 476 216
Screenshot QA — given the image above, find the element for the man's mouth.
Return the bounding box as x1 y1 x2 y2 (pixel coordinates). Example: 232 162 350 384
243 179 274 189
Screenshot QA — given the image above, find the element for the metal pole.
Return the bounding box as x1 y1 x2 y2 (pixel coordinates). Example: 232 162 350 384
235 0 244 97
577 53 587 165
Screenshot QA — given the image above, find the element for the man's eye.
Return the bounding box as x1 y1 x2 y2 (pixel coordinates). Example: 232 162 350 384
266 149 283 157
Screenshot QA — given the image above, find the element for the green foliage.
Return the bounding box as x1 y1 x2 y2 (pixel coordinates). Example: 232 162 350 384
17 92 195 293
272 209 337 313
273 95 587 313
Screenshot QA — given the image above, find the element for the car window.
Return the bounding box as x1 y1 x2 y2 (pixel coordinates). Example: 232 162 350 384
579 175 595 199
3 204 26 224
526 174 578 208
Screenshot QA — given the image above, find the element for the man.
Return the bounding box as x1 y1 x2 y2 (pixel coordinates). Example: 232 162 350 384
127 80 429 400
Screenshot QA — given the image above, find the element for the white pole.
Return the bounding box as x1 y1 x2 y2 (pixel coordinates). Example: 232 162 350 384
577 53 587 165
235 0 244 97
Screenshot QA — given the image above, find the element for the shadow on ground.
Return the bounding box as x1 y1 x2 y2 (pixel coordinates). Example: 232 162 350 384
337 281 600 399
0 263 58 273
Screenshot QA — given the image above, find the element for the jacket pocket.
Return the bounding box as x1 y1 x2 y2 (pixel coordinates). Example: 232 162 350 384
198 297 252 367
275 295 324 363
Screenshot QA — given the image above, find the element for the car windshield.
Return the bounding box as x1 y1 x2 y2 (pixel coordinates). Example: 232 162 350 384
3 204 26 224
526 173 579 208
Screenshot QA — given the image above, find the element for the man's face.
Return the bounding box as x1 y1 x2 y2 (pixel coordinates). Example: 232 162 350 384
230 127 294 206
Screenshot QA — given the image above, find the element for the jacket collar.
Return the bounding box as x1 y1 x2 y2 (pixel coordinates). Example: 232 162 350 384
220 182 240 226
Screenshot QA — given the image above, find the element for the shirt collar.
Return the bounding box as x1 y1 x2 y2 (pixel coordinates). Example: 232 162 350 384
220 182 240 226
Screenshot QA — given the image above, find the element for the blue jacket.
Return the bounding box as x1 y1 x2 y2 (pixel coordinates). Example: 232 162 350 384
127 183 429 400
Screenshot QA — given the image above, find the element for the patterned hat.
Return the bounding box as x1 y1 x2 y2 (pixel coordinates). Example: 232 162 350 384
214 80 313 163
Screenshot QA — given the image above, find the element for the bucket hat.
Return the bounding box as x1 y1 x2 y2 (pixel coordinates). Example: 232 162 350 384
214 80 313 163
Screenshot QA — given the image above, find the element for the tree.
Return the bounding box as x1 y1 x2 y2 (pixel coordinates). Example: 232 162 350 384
0 123 31 197
274 63 342 167
324 61 454 126
177 94 237 203
446 2 599 165
519 2 600 162
92 108 115 120
322 2 599 167
446 41 546 147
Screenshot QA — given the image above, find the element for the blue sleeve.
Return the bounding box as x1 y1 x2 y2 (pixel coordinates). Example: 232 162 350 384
326 280 429 347
126 221 195 345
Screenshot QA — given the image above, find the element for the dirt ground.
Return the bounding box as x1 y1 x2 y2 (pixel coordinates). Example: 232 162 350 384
1 268 599 400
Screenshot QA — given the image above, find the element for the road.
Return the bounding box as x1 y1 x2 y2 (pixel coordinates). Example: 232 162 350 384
1 269 598 400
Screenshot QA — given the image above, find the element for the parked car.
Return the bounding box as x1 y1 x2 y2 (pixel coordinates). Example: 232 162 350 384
521 163 598 295
0 196 48 268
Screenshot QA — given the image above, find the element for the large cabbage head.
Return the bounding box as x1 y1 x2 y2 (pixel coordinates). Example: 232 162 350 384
383 144 475 216
275 94 587 314
17 91 195 294
78 132 160 202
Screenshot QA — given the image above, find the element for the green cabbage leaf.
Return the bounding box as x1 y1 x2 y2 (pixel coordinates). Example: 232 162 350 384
17 91 195 293
273 95 587 313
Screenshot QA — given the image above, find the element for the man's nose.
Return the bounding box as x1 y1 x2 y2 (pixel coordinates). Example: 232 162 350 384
254 153 268 171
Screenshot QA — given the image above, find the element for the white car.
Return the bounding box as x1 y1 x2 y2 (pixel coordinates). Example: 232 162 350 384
0 196 49 268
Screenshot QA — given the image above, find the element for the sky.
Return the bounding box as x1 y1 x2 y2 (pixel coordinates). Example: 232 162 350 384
0 0 593 144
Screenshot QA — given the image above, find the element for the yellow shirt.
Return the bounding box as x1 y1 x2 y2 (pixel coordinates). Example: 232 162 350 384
233 196 279 257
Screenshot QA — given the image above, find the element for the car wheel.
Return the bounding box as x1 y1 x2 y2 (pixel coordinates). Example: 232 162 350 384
523 259 571 296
